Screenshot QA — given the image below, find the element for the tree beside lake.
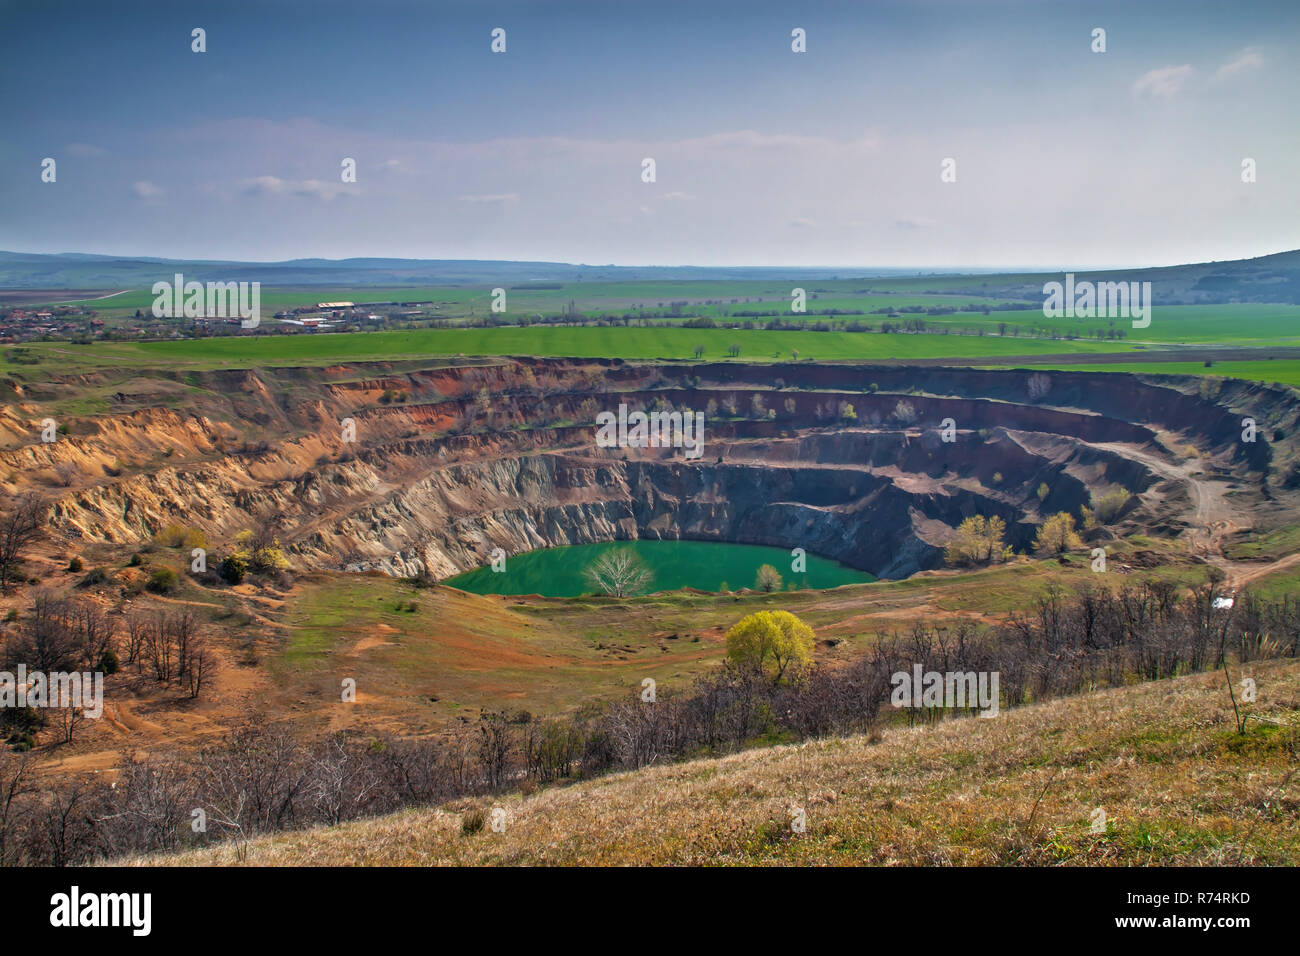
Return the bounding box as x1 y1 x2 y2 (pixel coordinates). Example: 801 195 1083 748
754 564 783 592
583 547 653 597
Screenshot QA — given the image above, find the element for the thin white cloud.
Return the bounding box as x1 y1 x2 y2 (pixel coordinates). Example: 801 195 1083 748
67 143 107 158
131 180 164 201
240 175 288 194
458 193 519 204
1216 47 1264 80
70 114 1297 268
239 175 349 201
679 129 882 154
1131 64 1194 99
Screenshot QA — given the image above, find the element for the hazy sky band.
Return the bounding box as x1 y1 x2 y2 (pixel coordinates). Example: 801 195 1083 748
1 0 1296 267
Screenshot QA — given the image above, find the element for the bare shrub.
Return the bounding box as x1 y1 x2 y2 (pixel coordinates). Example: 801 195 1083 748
1027 373 1051 401
53 461 78 487
892 400 918 425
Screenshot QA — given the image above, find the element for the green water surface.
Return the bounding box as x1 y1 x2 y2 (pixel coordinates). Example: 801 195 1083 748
444 539 875 597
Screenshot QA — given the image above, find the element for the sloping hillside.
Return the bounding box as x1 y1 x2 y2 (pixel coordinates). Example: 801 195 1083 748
868 248 1300 305
129 658 1300 866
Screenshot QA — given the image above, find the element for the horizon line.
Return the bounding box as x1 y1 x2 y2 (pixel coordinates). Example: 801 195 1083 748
2 246 1296 278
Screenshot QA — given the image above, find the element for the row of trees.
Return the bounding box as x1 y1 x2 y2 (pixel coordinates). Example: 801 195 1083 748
0 652 882 865
1 596 210 749
122 608 209 697
2 594 119 746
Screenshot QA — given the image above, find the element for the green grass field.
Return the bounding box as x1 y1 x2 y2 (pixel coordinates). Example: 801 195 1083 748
1224 525 1300 561
1039 360 1300 387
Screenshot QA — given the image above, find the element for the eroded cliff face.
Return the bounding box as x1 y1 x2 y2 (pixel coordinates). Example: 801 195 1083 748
2 359 1294 579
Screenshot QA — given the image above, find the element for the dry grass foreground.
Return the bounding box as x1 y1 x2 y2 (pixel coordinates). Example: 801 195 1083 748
129 658 1300 866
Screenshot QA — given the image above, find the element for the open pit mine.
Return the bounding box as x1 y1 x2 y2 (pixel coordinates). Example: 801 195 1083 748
4 359 1295 579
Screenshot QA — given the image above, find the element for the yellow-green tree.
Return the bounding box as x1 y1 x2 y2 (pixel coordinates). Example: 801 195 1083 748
1033 512 1084 555
1090 488 1131 525
234 528 290 573
944 515 1009 566
724 610 814 683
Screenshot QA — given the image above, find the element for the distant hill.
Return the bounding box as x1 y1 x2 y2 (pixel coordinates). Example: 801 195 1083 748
2 248 1298 304
0 251 924 289
871 249 1300 305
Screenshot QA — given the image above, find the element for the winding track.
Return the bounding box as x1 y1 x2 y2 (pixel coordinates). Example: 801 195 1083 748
1089 439 1300 590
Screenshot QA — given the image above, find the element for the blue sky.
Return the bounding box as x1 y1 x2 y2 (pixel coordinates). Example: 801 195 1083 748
1 0 1296 268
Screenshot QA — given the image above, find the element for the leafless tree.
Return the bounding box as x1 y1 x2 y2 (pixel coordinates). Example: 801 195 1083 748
169 608 199 682
443 730 475 792
0 752 33 867
198 720 308 835
66 601 115 669
307 736 381 826
124 612 150 668
583 547 653 597
39 780 100 867
477 712 513 790
52 703 86 745
523 719 581 783
0 495 47 593
20 593 76 672
204 791 251 863
144 614 172 682
101 756 198 856
185 640 210 699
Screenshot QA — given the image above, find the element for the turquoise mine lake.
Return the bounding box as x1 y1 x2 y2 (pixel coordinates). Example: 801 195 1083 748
444 539 875 597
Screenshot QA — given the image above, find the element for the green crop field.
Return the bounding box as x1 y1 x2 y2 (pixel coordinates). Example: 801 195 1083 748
56 282 1033 326
55 279 1300 346
4 324 1141 373
10 277 1298 386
